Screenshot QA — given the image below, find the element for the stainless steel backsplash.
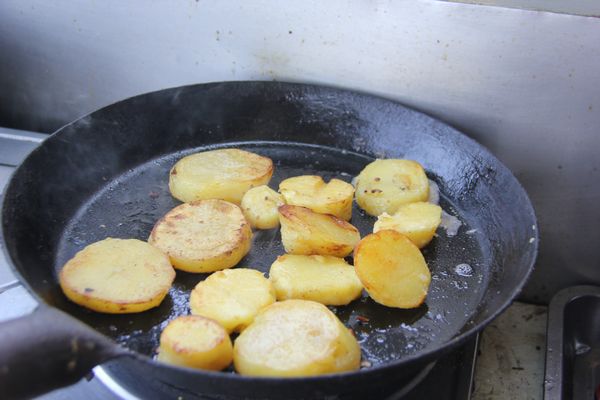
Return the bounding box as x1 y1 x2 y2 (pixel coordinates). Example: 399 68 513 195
0 0 598 303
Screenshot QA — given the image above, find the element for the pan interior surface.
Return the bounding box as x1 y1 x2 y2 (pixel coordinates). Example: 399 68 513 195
54 141 488 367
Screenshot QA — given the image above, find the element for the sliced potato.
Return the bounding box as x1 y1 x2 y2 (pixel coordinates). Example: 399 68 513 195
233 300 360 377
169 148 274 204
354 230 431 308
373 202 442 248
269 255 363 306
279 205 360 257
190 268 276 333
148 199 252 273
355 159 429 216
241 185 285 229
59 238 175 314
279 175 354 220
157 315 233 371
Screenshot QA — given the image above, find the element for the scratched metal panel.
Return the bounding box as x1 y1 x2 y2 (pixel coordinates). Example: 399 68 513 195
0 0 598 302
0 164 16 286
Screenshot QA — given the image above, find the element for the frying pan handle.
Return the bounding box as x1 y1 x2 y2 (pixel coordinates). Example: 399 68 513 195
0 304 126 399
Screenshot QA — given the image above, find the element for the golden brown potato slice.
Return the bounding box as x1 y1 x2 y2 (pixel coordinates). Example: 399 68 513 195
190 268 276 333
169 148 274 204
279 175 354 220
373 202 442 248
59 238 175 314
240 185 285 229
279 205 360 257
233 300 360 377
354 230 431 308
157 315 233 371
355 159 429 216
148 199 252 273
269 255 363 306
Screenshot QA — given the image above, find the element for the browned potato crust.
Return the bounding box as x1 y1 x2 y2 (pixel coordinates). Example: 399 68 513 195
157 315 233 371
148 199 252 273
279 205 360 257
354 230 431 308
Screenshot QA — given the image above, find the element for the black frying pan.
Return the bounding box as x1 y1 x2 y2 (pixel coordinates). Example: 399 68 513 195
0 81 538 399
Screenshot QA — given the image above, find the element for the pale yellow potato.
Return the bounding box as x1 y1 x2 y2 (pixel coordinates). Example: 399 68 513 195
269 255 363 306
190 268 276 333
355 159 429 216
233 300 360 377
279 205 360 257
279 175 354 220
169 148 274 204
240 185 285 229
354 230 431 308
373 202 442 248
157 315 233 371
59 238 175 314
148 200 252 273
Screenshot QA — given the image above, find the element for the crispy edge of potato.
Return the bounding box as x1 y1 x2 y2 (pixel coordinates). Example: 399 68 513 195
169 149 274 204
59 238 175 314
148 200 252 273
269 254 363 306
157 315 233 371
278 204 360 257
354 230 431 308
190 268 276 333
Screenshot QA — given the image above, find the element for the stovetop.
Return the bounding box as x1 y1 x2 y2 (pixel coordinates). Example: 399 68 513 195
0 127 477 399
